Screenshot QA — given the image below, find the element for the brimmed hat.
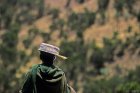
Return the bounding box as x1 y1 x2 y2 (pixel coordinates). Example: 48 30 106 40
38 43 67 60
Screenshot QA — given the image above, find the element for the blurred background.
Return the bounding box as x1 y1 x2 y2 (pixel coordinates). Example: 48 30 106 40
0 0 140 93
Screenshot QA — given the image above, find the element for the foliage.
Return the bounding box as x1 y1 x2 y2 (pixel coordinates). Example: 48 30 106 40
0 24 20 93
0 24 20 63
0 0 45 28
98 0 109 11
97 0 109 24
65 0 71 8
84 76 120 93
116 82 140 93
84 66 140 93
114 0 137 17
136 12 140 23
90 30 140 73
90 43 104 73
47 8 60 19
76 0 85 4
50 18 65 31
40 32 50 43
23 28 39 49
125 0 136 15
89 32 122 73
116 66 140 93
0 1 45 92
114 0 125 17
67 10 96 31
0 1 140 93
60 40 87 78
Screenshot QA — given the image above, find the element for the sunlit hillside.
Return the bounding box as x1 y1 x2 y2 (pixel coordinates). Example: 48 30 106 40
0 0 140 93
17 0 140 76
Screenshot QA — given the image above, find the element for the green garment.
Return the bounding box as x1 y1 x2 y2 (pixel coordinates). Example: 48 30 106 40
21 64 71 93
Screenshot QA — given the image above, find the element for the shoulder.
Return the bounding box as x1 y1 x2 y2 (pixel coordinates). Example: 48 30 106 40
31 64 40 69
49 65 65 77
26 64 40 75
28 64 41 73
54 65 65 73
54 65 63 71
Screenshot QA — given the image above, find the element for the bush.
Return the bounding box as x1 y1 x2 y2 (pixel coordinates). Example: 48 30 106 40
84 76 123 93
116 66 140 93
76 0 85 4
114 0 125 16
0 24 20 63
136 12 140 23
67 11 96 31
116 82 140 93
23 28 39 48
50 19 65 32
125 0 136 14
0 0 45 28
84 66 140 93
90 46 104 73
0 24 20 93
47 8 60 19
98 0 109 11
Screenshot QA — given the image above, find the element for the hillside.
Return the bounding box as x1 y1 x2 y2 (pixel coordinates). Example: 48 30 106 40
0 0 140 93
17 0 140 76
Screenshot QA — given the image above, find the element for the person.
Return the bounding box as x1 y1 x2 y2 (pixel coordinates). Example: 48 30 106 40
20 43 76 93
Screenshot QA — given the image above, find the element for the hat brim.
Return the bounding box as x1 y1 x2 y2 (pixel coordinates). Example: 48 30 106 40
55 54 67 60
38 50 67 60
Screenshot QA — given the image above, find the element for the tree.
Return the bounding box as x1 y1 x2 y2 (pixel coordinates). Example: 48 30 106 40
0 0 45 28
114 0 125 17
97 0 110 24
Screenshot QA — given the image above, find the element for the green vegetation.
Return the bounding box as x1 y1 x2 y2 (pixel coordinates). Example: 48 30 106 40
47 8 60 19
84 66 140 93
114 0 125 16
0 0 140 93
97 0 110 24
67 10 96 31
76 0 85 4
0 24 20 63
0 0 45 28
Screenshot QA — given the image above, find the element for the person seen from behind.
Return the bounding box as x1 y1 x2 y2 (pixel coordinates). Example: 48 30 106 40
20 43 76 93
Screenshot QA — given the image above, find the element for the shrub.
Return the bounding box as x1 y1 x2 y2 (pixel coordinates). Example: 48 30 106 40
67 11 96 31
0 24 20 63
91 46 104 73
23 28 39 48
116 82 140 93
0 0 45 28
125 0 136 14
84 76 123 93
98 0 109 11
114 0 125 16
76 0 85 4
47 8 60 19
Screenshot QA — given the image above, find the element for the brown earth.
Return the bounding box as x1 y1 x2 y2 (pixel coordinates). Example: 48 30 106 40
15 0 140 78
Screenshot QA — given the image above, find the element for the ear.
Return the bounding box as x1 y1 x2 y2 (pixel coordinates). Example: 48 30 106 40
53 56 56 61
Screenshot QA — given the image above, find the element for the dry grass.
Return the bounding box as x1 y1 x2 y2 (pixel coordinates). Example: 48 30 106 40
17 0 140 77
106 50 140 78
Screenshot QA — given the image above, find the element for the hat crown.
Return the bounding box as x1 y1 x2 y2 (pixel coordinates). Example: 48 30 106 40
38 43 60 55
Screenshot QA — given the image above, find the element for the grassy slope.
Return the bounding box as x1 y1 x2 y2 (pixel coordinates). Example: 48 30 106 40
16 0 140 78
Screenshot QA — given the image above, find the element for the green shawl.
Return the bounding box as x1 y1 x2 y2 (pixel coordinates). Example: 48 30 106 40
21 64 71 93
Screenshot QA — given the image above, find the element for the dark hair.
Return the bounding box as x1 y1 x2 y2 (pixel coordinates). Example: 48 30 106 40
40 51 55 66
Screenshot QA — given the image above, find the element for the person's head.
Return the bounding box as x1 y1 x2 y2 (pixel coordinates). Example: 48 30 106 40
40 51 56 66
38 43 67 65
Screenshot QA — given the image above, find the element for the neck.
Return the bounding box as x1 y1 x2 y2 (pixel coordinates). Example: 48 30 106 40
42 60 54 66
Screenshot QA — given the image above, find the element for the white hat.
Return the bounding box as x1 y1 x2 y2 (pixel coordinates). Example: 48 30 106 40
38 43 67 60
